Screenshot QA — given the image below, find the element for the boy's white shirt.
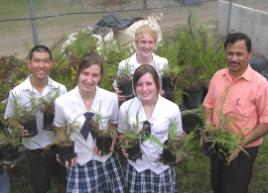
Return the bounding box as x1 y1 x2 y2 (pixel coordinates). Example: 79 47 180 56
113 53 168 89
4 75 67 150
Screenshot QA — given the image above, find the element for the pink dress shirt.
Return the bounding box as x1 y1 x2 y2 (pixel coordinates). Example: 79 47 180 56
203 65 268 147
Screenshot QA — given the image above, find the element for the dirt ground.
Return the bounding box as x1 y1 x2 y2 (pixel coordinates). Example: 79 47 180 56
0 0 268 58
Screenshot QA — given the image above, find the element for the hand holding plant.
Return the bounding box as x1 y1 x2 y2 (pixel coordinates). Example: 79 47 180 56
55 121 78 164
201 123 248 164
93 121 118 156
161 120 196 165
9 95 38 137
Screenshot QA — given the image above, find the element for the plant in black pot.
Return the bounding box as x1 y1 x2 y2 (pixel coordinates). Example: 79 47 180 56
161 120 184 165
162 64 182 103
118 112 143 161
200 110 248 164
116 63 133 100
55 121 77 164
38 90 61 131
9 95 38 137
90 112 117 156
119 116 163 162
173 12 225 109
0 120 21 166
178 66 205 110
119 128 142 162
161 120 196 165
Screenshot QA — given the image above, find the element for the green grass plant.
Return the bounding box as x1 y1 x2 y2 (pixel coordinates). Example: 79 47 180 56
99 42 132 91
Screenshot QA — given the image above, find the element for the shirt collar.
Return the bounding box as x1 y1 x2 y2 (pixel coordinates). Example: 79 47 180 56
129 52 157 66
222 64 253 82
74 85 101 112
19 75 55 91
134 94 162 121
18 75 33 91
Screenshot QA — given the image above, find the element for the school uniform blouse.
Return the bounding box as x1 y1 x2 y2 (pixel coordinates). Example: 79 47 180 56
113 53 168 89
5 76 67 150
54 86 119 166
118 95 183 174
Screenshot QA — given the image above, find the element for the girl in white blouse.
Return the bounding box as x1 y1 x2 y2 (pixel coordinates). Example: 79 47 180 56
118 64 183 193
54 52 125 193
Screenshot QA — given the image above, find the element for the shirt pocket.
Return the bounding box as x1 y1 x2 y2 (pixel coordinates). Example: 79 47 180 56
98 116 110 130
234 98 254 118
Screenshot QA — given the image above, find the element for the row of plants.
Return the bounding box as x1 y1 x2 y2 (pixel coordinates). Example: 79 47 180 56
156 12 225 108
51 12 226 109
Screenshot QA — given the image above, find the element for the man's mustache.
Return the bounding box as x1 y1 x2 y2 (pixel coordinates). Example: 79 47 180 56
229 61 240 65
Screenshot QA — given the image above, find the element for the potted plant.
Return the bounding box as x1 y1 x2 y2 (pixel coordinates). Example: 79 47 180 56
38 90 61 131
199 107 248 164
170 12 225 109
9 95 38 137
90 112 117 156
162 64 182 102
0 121 21 166
118 114 163 161
201 123 247 164
116 63 133 99
179 66 205 110
161 120 196 165
54 121 77 163
119 127 142 161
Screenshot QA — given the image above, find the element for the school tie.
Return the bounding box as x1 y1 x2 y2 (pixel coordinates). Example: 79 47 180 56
80 112 94 140
143 120 151 136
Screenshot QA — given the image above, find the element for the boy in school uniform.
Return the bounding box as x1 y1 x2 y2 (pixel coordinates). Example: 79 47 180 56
5 45 67 193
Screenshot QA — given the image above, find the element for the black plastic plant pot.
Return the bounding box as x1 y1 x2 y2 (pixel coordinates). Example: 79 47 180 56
21 117 38 137
164 91 176 102
162 77 175 91
118 81 133 98
0 144 19 165
162 148 177 165
183 89 203 110
96 135 113 156
57 143 75 163
162 77 176 102
43 111 55 131
126 142 142 161
202 141 217 155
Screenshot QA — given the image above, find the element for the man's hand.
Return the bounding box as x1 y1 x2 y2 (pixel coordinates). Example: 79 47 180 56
227 148 241 163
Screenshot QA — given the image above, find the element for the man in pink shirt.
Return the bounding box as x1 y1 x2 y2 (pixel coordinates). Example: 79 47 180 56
203 32 268 193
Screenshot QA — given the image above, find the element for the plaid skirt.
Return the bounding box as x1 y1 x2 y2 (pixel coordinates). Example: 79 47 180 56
67 153 125 193
125 163 179 193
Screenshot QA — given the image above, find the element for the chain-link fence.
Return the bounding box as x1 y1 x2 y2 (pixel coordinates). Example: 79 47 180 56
1 0 268 58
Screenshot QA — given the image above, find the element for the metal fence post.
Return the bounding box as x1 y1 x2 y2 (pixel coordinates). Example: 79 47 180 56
226 0 233 34
143 0 148 9
28 0 39 45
